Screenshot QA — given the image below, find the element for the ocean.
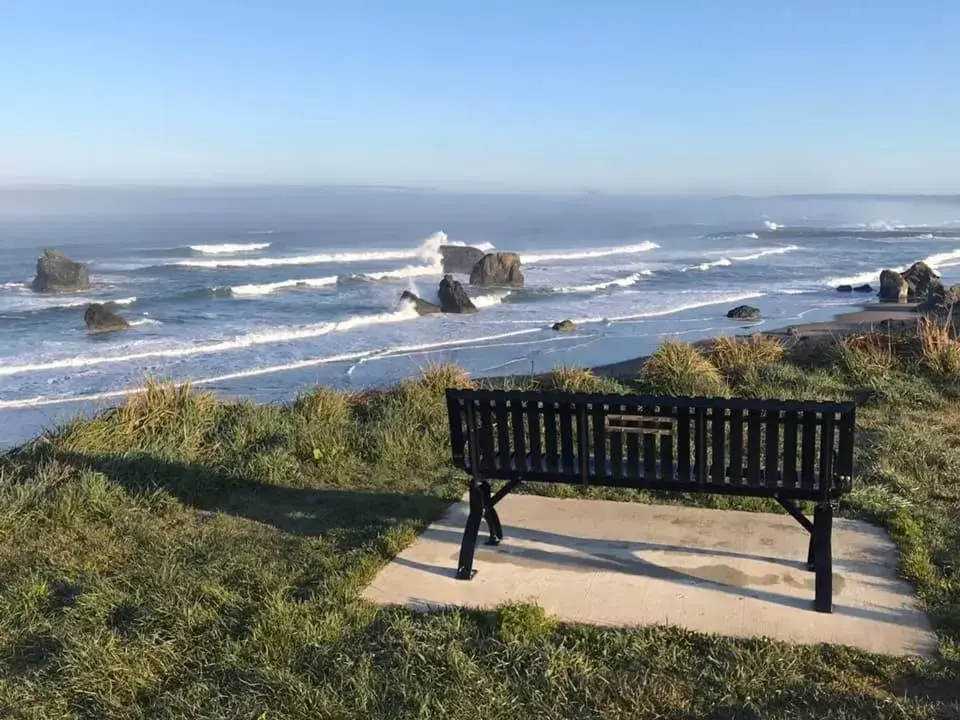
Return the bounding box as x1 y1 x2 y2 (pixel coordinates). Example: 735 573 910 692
3 188 960 448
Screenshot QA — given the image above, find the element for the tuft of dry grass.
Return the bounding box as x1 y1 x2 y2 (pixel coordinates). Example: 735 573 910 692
836 331 898 385
919 316 960 378
708 334 785 379
543 365 607 393
639 340 729 397
413 361 475 394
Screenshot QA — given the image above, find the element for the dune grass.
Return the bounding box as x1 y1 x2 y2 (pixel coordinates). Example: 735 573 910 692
1 350 959 718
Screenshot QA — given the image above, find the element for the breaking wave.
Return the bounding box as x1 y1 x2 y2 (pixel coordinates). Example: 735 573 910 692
553 271 652 293
188 242 272 254
177 231 448 269
229 276 339 297
687 245 800 271
572 292 766 325
522 241 658 264
0 306 422 379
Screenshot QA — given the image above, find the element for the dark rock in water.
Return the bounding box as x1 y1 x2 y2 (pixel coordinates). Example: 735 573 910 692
551 319 577 332
469 252 524 287
879 269 909 302
440 245 486 274
918 282 960 315
84 303 130 332
836 285 853 293
726 305 760 321
901 261 940 300
400 290 441 315
438 275 477 313
854 284 873 293
32 249 90 293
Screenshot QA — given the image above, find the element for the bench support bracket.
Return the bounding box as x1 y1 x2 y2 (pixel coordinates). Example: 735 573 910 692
456 477 514 580
777 497 834 613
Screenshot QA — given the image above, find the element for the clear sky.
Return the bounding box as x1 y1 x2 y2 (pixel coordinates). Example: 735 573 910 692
2 1 958 193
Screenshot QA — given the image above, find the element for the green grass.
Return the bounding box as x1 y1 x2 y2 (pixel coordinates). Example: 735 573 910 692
0 354 959 719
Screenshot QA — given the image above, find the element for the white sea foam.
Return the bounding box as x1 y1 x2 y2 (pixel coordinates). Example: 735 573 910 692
744 232 760 240
689 258 733 271
730 245 800 261
107 297 138 306
188 242 272 254
0 306 421 379
554 271 652 293
923 248 960 269
177 231 448 268
229 276 339 296
0 291 137 312
824 270 883 287
522 241 658 264
764 220 781 231
129 318 162 327
0 327 543 410
365 260 444 281
687 245 799 271
470 292 510 308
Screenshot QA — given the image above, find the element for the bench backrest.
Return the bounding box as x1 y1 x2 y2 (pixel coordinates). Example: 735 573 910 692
446 389 855 501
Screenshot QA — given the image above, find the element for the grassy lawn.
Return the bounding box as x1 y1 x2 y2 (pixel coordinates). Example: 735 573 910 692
0 332 959 719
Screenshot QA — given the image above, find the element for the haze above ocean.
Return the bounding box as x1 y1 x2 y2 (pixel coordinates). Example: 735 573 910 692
3 188 960 448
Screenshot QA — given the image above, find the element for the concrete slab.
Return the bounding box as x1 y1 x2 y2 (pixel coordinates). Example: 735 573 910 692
363 495 938 657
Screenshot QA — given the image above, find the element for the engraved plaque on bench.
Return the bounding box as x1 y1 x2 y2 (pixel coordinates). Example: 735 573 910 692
605 414 675 437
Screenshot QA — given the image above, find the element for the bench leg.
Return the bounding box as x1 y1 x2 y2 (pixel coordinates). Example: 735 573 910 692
480 481 503 545
456 481 485 580
813 502 833 613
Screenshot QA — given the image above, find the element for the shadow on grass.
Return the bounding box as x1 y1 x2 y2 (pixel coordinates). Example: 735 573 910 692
54 450 451 539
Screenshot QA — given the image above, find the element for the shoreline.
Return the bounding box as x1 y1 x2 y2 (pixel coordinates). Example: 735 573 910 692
591 301 923 379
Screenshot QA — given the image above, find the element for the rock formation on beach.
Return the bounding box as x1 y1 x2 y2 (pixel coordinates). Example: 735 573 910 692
879 262 940 303
440 245 486 274
726 305 760 321
469 252 524 287
879 269 909 302
918 282 960 316
836 285 853 293
400 290 441 315
32 249 91 293
84 303 130 332
854 284 873 293
438 275 477 313
901 262 940 299
551 319 577 332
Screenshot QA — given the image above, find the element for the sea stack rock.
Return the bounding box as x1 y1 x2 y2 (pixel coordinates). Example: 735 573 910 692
900 261 940 300
878 269 909 302
726 305 761 321
551 320 577 332
836 285 853 293
918 282 960 316
469 252 524 287
400 290 441 315
84 303 130 333
440 245 487 274
854 284 873 293
438 275 477 313
32 249 91 293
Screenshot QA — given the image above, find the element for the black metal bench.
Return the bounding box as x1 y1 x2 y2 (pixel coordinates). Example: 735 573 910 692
445 389 856 613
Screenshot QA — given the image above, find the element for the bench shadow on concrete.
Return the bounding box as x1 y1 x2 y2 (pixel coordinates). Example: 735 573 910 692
392 523 927 629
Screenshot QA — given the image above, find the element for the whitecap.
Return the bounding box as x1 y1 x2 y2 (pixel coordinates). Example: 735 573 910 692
188 242 272 254
521 241 659 264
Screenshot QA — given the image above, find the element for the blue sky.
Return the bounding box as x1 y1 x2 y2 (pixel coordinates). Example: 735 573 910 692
2 1 958 193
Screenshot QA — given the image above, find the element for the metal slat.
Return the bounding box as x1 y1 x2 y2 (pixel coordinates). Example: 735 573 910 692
592 402 608 479
609 403 624 479
527 401 543 474
511 399 527 473
728 408 744 482
710 406 727 483
495 399 511 472
676 406 691 482
764 409 780 488
543 402 559 474
747 409 763 485
801 411 819 489
782 410 799 488
558 402 575 476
